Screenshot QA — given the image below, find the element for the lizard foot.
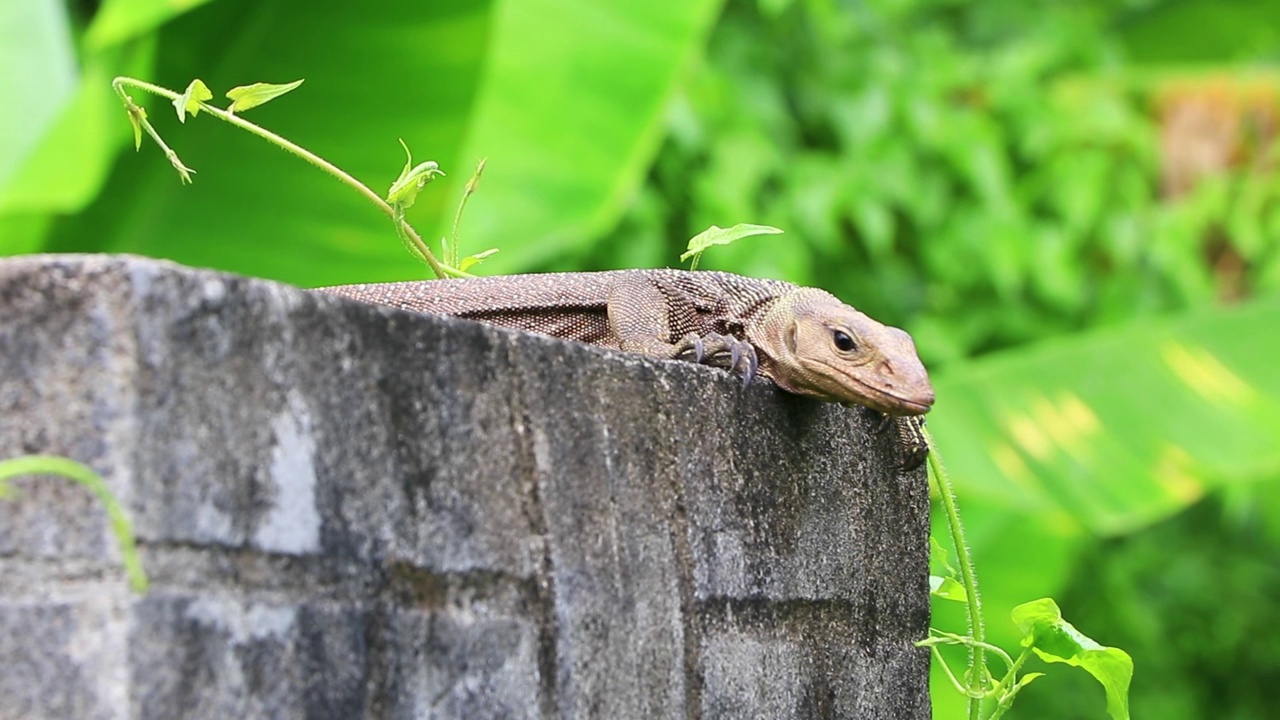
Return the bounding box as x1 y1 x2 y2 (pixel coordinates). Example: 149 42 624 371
872 412 894 435
894 416 929 471
673 333 759 387
864 411 928 470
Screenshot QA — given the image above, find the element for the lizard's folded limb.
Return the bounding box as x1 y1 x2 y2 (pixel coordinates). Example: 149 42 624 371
868 411 928 470
894 416 929 471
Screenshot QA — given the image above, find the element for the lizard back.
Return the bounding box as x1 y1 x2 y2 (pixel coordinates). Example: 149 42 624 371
317 269 797 348
319 271 617 345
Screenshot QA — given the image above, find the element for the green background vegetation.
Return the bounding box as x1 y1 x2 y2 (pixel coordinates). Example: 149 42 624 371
5 0 1279 717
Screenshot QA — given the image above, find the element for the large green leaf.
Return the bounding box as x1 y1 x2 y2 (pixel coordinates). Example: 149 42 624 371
0 42 157 218
927 298 1280 717
45 0 493 284
1115 0 1280 64
930 295 1280 536
0 0 81 253
435 0 725 273
37 0 723 285
0 0 169 232
84 0 218 50
0 0 76 195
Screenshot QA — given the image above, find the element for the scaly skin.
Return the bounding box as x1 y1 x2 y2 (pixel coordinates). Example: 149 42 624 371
750 287 933 416
318 270 934 467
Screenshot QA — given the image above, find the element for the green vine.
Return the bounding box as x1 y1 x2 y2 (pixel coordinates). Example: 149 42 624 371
111 76 496 279
922 428 1133 720
0 455 149 593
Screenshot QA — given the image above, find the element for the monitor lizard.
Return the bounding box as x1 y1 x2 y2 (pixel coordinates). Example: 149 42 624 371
317 269 934 469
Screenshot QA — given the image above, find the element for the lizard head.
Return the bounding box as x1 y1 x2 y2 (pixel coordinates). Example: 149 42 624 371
752 289 935 416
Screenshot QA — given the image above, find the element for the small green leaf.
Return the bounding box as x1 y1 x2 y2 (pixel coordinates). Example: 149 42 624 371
463 157 487 196
387 139 445 209
929 575 968 602
128 104 147 151
930 535 957 575
1012 598 1133 720
172 79 212 123
225 79 305 114
1003 671 1046 703
679 223 784 263
458 248 499 272
1013 671 1045 690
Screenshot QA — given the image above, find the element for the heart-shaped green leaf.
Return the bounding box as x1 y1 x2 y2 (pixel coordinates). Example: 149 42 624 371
1012 598 1133 720
680 223 785 263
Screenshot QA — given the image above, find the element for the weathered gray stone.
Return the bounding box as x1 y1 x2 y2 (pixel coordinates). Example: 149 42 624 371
0 254 930 719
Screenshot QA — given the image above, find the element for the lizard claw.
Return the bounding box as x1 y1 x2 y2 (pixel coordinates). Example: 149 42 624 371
873 412 894 435
672 332 759 387
740 344 758 387
893 416 929 471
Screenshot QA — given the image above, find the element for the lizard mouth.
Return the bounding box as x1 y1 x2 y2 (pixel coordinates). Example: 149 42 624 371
824 366 934 416
856 382 932 415
888 395 934 415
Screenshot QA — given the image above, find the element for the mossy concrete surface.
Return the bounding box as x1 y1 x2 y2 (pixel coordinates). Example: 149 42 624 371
0 254 929 719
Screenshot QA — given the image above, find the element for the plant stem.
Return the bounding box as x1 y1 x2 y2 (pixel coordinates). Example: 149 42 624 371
112 77 451 279
450 158 486 269
0 455 149 593
925 428 986 720
989 646 1032 705
986 647 1034 720
921 629 1013 673
930 646 971 696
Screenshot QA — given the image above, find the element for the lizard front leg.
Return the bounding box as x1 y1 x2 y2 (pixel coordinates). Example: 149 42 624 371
606 276 758 384
872 413 930 470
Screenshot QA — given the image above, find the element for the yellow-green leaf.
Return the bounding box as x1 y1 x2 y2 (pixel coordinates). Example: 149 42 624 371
386 139 445 209
172 78 212 123
931 296 1280 536
1006 671 1046 701
930 535 957 575
128 104 147 151
225 79 305 114
680 223 784 262
457 248 499 272
929 575 968 602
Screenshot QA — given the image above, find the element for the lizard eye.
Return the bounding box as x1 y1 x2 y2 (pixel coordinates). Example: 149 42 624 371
833 330 857 352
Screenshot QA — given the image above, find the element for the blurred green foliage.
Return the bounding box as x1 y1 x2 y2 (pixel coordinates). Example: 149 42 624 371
3 1 1280 718
600 5 1280 714
0 0 722 282
603 0 1280 366
1017 494 1280 720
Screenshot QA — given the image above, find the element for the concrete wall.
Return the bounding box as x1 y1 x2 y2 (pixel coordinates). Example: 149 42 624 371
0 254 930 719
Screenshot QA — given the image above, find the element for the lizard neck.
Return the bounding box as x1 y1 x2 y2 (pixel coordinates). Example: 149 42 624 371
744 290 806 388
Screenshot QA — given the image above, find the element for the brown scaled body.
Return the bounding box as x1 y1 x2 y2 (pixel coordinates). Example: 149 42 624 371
318 270 934 468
